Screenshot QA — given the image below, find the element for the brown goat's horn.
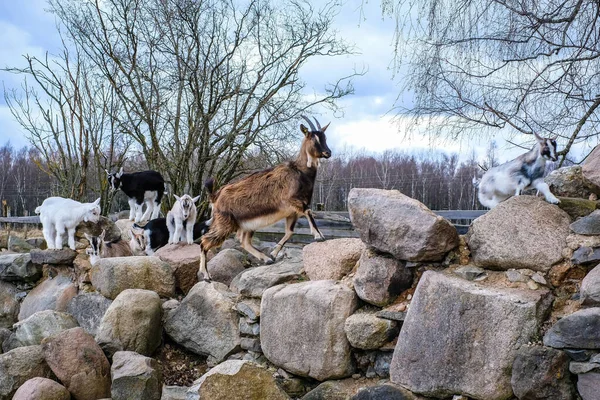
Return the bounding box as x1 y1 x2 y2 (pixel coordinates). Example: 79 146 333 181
301 115 317 131
313 117 322 130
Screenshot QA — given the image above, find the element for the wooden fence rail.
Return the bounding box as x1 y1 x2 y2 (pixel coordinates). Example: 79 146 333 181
0 210 487 241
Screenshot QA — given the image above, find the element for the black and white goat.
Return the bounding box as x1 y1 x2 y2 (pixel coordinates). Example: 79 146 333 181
106 168 165 223
477 133 560 208
167 194 201 244
85 230 133 264
130 217 210 255
198 115 331 281
35 197 101 250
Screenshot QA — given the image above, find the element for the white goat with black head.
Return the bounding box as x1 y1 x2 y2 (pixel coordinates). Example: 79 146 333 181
477 133 560 208
167 194 201 244
85 230 133 264
35 197 101 250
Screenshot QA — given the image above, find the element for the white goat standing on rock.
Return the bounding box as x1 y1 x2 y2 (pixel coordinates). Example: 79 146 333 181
35 197 101 250
167 194 201 244
477 133 560 208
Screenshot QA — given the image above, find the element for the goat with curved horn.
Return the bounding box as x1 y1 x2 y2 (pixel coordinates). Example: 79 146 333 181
198 115 332 281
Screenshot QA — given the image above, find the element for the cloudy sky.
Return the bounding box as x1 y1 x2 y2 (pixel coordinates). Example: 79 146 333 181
0 0 531 162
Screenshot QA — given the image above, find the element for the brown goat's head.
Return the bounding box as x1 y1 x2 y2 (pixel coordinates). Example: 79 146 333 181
300 116 331 168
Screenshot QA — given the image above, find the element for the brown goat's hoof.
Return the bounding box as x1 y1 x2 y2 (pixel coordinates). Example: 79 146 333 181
264 258 275 265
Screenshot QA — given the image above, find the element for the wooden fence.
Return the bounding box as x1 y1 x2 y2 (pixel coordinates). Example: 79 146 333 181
0 210 487 242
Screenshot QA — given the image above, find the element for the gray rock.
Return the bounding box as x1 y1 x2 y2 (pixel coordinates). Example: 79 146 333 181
353 249 413 307
155 243 203 294
532 272 547 285
564 349 596 362
230 257 303 298
186 360 289 400
96 289 162 358
581 264 600 305
466 196 570 271
344 312 398 350
348 188 459 261
570 210 600 235
0 281 19 329
67 292 112 336
374 352 393 378
506 269 529 283
0 328 10 353
205 248 247 286
351 383 419 400
570 361 600 375
91 256 176 300
76 215 121 242
11 377 71 400
261 280 358 381
13 310 78 347
7 236 34 253
390 270 553 400
235 299 261 321
375 310 406 322
25 237 46 250
544 307 600 349
303 238 364 281
165 281 240 364
0 253 41 283
454 265 486 281
18 274 78 321
511 346 574 400
572 247 600 267
111 351 161 400
0 345 53 400
239 319 260 336
162 385 188 400
30 248 77 265
577 372 600 400
240 337 262 352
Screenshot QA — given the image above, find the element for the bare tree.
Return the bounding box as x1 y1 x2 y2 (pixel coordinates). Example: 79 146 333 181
383 0 600 164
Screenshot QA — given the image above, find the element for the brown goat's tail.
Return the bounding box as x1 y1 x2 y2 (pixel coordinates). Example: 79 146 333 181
201 212 237 252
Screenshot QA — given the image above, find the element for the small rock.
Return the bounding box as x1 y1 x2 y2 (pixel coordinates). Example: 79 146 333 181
18 274 78 321
577 371 600 400
11 377 70 400
7 236 34 253
239 319 260 336
570 210 600 235
506 269 528 283
155 243 205 293
230 256 303 298
454 266 486 281
30 248 77 265
531 272 547 285
527 280 540 290
0 281 19 329
162 385 188 400
344 312 398 350
303 238 364 281
0 253 42 283
570 361 600 375
204 248 247 286
235 299 261 321
240 337 262 352
13 310 78 347
572 246 600 266
544 308 600 349
375 310 407 322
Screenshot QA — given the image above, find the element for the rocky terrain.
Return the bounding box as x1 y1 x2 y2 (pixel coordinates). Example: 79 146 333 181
0 152 600 399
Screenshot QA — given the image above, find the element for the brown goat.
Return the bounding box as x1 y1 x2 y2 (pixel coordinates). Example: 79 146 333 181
198 116 332 281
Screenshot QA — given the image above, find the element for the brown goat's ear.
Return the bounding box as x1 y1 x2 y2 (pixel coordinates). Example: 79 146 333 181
300 124 310 137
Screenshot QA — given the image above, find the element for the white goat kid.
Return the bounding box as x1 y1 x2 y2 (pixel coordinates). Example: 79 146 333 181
167 194 201 244
477 133 560 208
35 197 101 250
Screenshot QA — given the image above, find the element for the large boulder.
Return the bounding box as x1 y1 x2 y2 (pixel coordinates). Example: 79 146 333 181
30 248 77 265
42 327 111 400
353 249 413 307
204 248 247 286
230 256 304 298
261 280 359 381
546 165 600 198
155 243 206 293
303 238 364 281
582 145 600 193
96 289 162 357
90 256 175 299
0 253 42 283
466 196 570 271
0 281 19 328
186 360 289 400
578 372 600 400
13 310 78 347
18 274 78 321
0 346 53 400
12 377 71 400
348 188 459 261
165 281 240 364
581 264 600 305
111 351 161 400
66 292 112 336
544 308 600 349
511 346 574 400
390 270 553 400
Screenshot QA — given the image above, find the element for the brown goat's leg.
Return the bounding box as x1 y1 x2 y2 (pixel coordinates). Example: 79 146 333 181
270 215 298 259
305 209 325 241
241 230 273 264
198 214 237 282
